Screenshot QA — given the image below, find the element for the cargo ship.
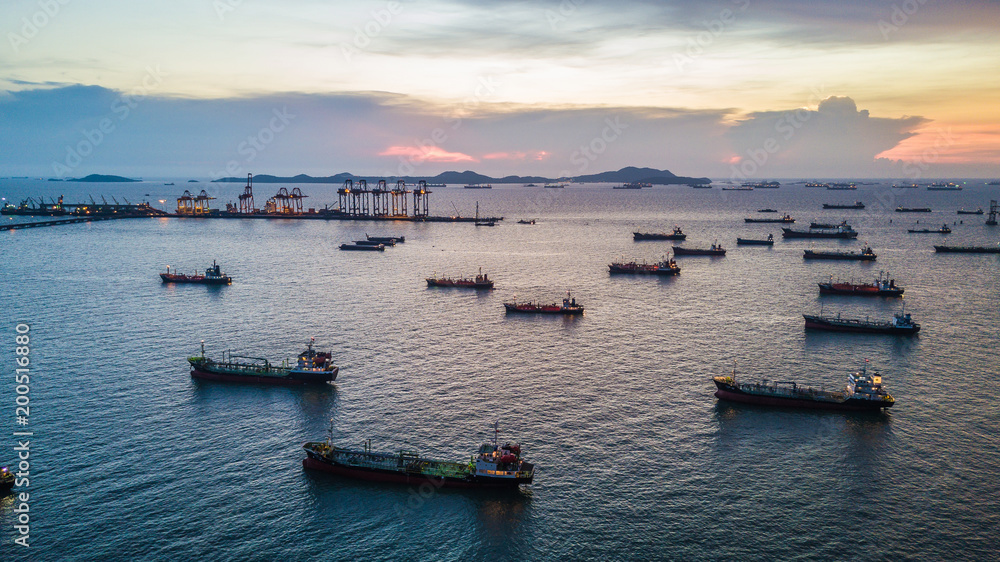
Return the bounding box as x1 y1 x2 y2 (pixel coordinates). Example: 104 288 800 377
822 201 865 209
504 292 584 315
744 214 794 223
713 363 894 411
426 268 494 289
608 257 680 275
340 243 385 251
633 226 686 241
896 207 932 213
782 226 858 239
927 182 961 191
188 339 339 384
908 224 951 234
365 234 405 243
672 242 726 256
934 245 1000 254
803 311 920 335
303 422 534 489
818 272 903 296
956 208 983 215
736 234 774 245
810 220 852 229
160 261 232 284
803 245 876 261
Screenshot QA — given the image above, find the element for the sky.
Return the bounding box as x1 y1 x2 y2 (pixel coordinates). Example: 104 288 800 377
1 0 998 180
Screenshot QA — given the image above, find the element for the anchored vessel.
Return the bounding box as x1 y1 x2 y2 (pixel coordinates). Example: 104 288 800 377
188 339 339 384
896 207 932 213
934 245 1000 254
736 234 774 245
822 202 865 209
160 261 232 284
426 269 494 289
818 273 903 296
803 311 920 335
803 245 876 261
672 242 726 256
504 292 584 314
744 214 794 223
303 422 534 489
908 224 951 234
608 257 680 275
340 243 385 251
782 225 858 239
956 208 983 215
713 364 894 411
633 226 686 241
366 234 405 244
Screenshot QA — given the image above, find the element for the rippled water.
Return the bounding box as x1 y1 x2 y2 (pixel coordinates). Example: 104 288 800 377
1 179 998 560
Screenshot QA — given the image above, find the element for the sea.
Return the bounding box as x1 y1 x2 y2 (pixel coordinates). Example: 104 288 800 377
1 178 998 561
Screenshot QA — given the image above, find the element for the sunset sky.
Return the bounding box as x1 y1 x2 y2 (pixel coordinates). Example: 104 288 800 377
1 0 998 179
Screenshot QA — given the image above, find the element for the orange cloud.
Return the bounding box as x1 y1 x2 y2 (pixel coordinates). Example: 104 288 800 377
379 145 477 163
482 151 551 161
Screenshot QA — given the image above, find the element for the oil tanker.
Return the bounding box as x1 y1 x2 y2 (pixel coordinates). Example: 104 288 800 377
303 422 534 489
188 339 338 384
713 363 894 411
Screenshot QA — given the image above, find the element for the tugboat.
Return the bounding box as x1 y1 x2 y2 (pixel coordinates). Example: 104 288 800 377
426 268 494 289
802 311 920 335
818 272 903 296
160 261 232 284
713 362 894 411
744 214 794 223
736 234 774 245
608 257 680 275
303 421 534 489
672 242 726 256
907 224 951 234
783 225 858 239
503 292 584 315
0 465 13 492
188 339 339 384
822 201 865 209
633 226 686 241
803 245 876 261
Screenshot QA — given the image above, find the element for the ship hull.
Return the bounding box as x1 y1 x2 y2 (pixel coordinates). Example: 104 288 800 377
608 265 680 275
633 233 686 240
672 247 726 256
302 457 528 488
503 304 584 315
803 252 875 261
934 245 1000 253
818 283 903 297
426 279 493 289
782 228 858 239
713 387 891 411
160 274 231 284
736 239 773 245
190 366 338 385
744 219 793 223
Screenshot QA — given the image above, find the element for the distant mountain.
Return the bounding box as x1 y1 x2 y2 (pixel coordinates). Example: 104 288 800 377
211 167 709 185
66 174 140 182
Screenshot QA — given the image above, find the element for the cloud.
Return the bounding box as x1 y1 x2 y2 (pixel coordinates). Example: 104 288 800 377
725 95 930 178
379 145 477 163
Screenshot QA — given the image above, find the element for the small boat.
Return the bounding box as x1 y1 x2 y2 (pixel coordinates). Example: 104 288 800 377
907 224 951 234
934 245 1000 254
633 226 686 241
517 219 536 225
426 268 494 289
736 234 774 246
803 245 876 261
189 339 339 385
354 239 394 246
340 243 385 251
672 242 726 256
463 184 492 189
0 465 13 492
822 201 865 209
896 207 932 213
713 362 894 411
503 292 584 315
757 208 777 213
782 226 858 239
303 421 534 489
608 257 680 275
160 261 232 284
366 234 405 243
818 272 903 296
956 208 983 215
803 311 920 335
744 214 794 223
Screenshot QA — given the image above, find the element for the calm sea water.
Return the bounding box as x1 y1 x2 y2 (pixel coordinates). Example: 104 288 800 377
1 179 998 561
